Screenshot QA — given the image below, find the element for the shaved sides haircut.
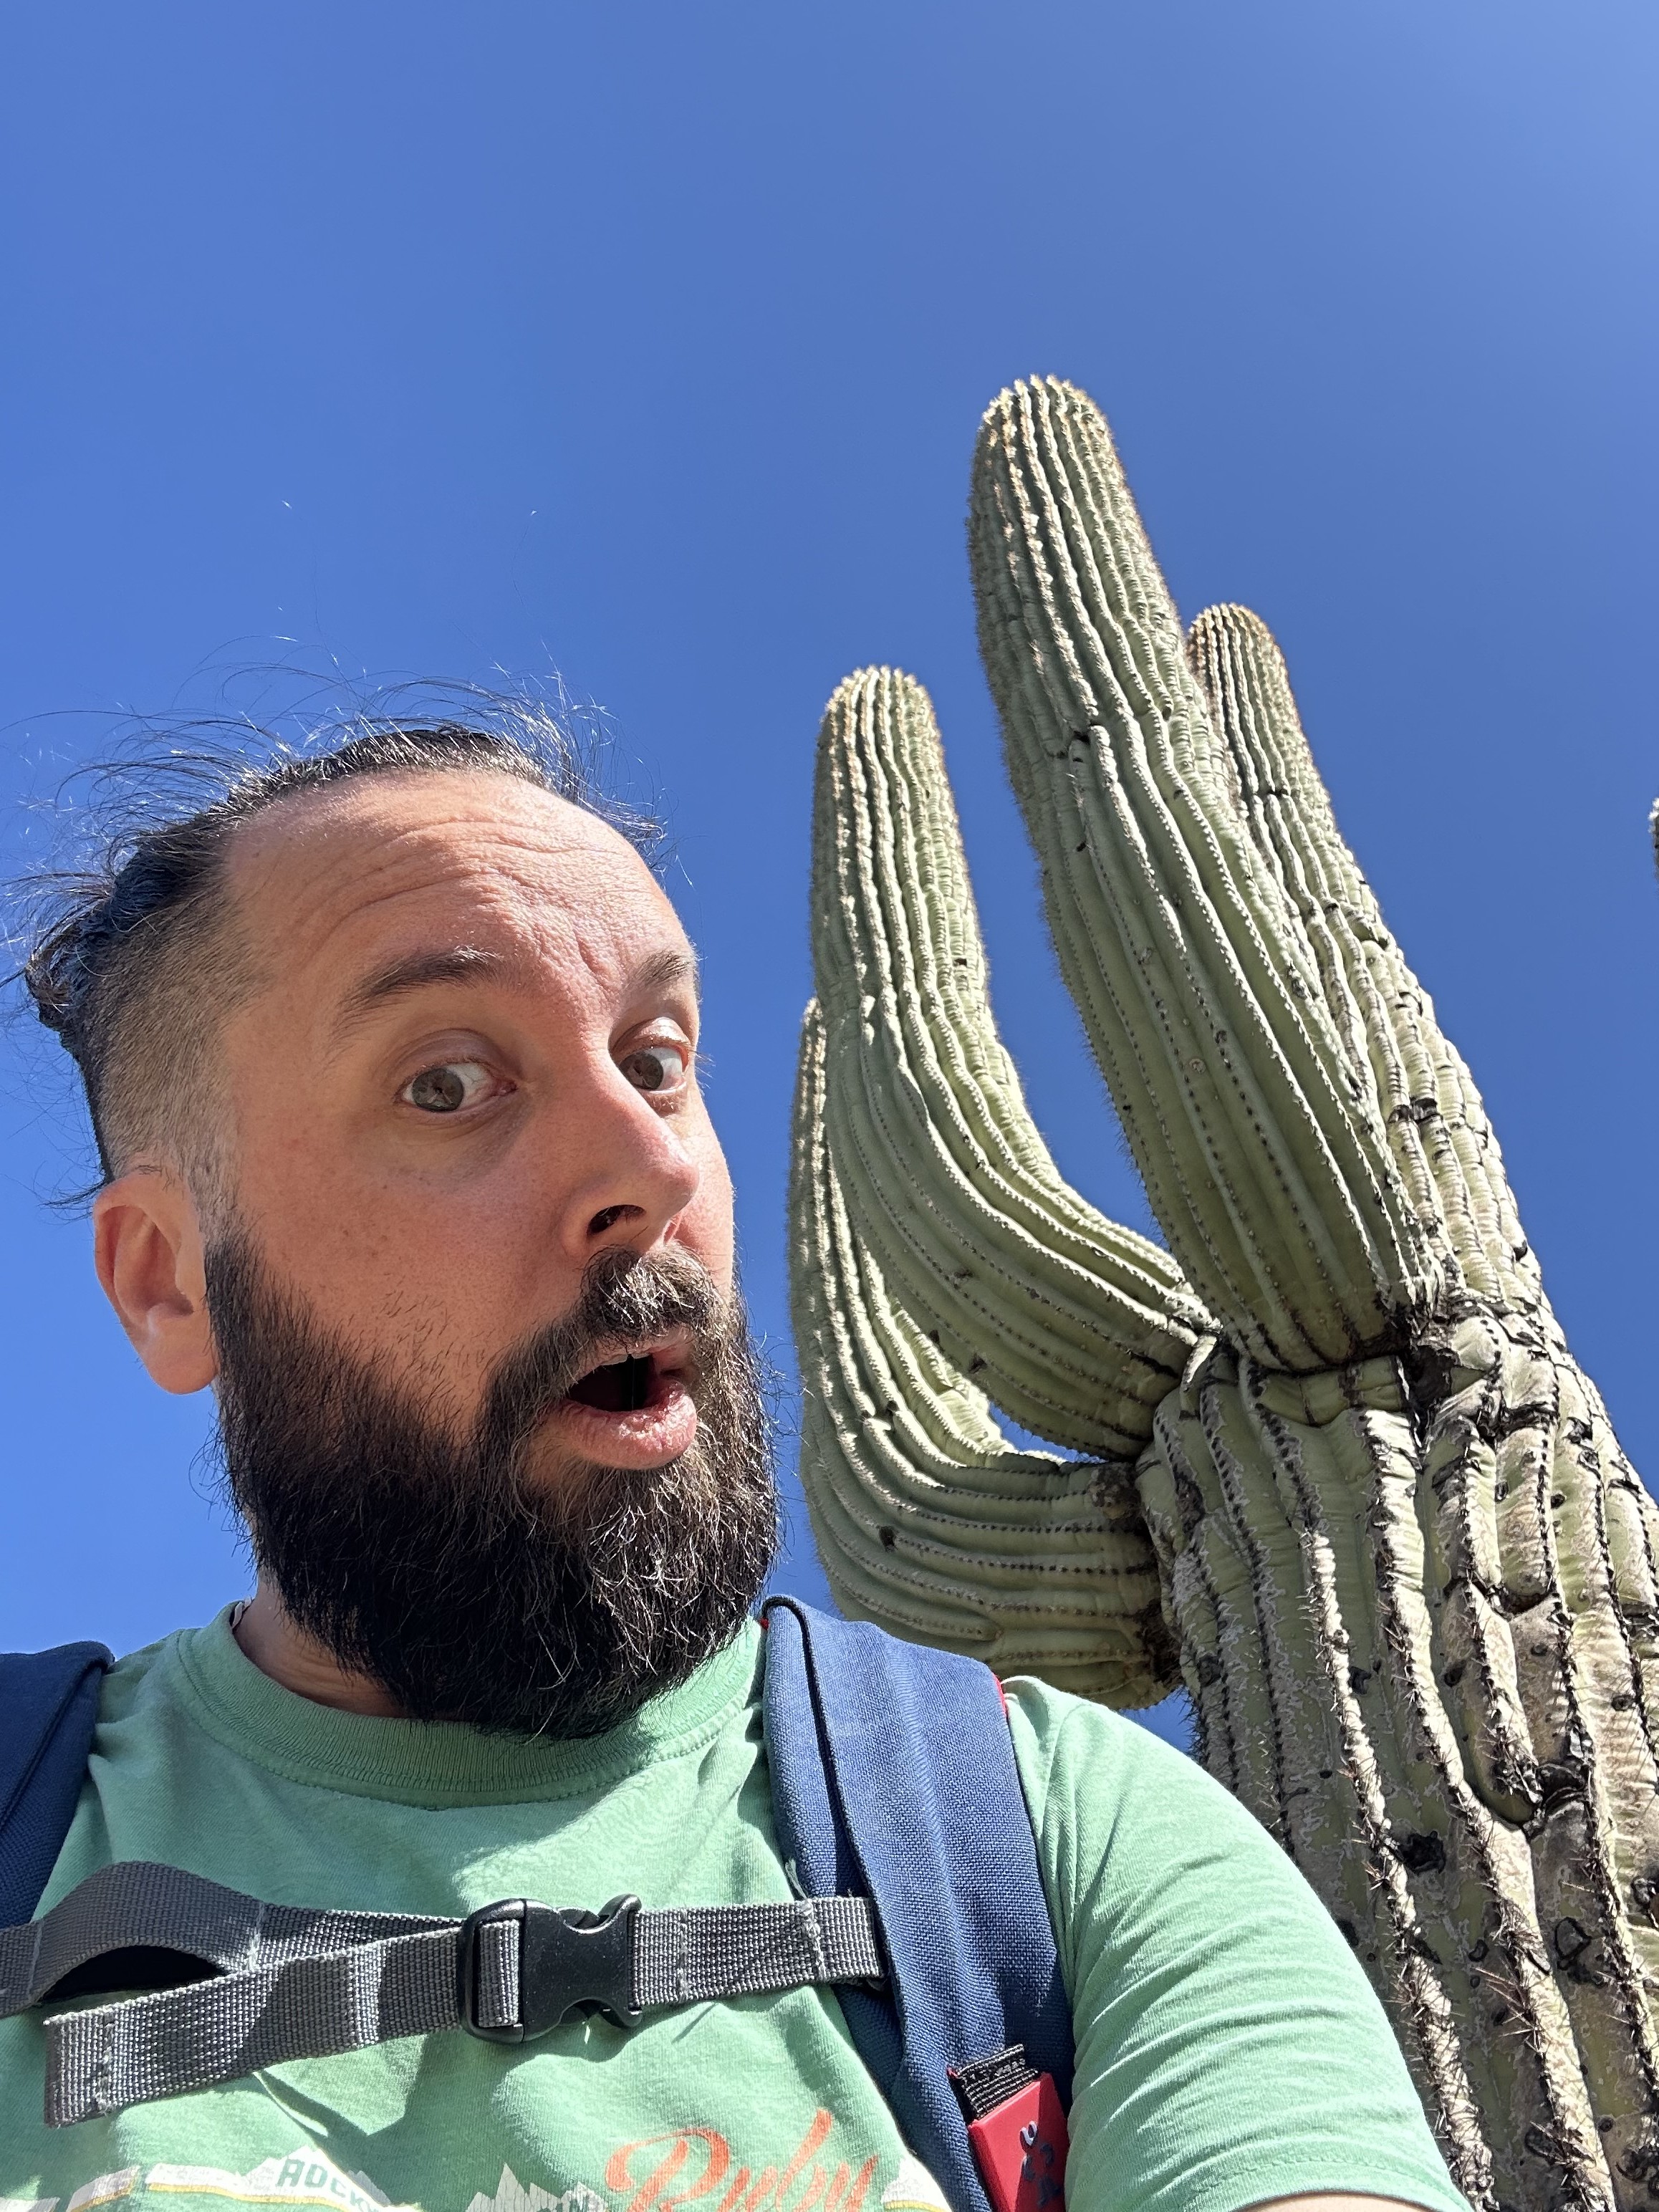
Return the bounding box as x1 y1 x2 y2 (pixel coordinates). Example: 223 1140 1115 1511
20 718 656 1195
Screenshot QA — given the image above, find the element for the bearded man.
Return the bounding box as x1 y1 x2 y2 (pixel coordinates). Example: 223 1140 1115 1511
0 723 1466 2212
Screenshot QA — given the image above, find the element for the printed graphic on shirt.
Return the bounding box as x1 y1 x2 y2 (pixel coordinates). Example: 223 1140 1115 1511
875 2159 950 2212
0 2155 406 2212
602 2107 879 2212
145 2153 411 2209
11 2107 943 2212
65 2177 142 2212
463 2175 605 2212
0 2178 144 2212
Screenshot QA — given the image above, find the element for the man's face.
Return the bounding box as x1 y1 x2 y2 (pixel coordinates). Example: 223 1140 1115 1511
218 769 736 1478
181 768 775 1733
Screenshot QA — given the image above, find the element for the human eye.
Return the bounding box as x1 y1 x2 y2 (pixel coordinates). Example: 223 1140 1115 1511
400 1059 501 1115
618 1038 691 1096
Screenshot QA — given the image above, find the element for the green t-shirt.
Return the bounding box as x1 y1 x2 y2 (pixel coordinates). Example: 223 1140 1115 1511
0 1610 1463 2212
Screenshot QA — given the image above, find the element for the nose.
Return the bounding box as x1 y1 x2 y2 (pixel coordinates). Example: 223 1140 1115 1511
552 1059 703 1264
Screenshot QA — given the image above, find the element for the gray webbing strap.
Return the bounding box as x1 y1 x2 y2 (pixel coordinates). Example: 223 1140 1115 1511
0 1862 885 2127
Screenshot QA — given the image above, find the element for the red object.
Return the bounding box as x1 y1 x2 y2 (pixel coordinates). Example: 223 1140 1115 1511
965 2074 1069 2212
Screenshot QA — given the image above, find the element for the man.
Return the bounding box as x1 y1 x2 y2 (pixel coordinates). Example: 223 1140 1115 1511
2 720 1465 2212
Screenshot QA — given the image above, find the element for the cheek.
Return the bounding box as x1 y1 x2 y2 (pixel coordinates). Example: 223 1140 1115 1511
225 1167 524 1423
223 1116 508 1369
676 1122 736 1292
229 1106 371 1262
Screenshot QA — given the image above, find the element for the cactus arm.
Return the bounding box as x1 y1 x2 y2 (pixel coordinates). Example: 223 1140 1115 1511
1184 602 1534 1312
969 378 1439 1368
1163 592 1659 2202
1183 602 1659 2189
790 998 1178 1704
809 663 1204 1458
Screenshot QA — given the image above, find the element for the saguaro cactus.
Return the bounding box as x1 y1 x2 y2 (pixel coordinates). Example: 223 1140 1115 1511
790 376 1659 2212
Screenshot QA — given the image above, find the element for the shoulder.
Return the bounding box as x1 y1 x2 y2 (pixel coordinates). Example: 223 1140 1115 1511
1001 1669 1201 1824
94 1622 198 1731
1001 1664 1370 2001
1001 1676 1466 2212
1002 1673 1273 1921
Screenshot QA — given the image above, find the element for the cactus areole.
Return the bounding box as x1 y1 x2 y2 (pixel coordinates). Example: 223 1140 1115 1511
790 377 1659 2212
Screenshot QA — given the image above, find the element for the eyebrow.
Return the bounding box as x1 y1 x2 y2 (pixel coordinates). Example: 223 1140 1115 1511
625 946 701 1005
332 946 509 1039
330 941 701 1042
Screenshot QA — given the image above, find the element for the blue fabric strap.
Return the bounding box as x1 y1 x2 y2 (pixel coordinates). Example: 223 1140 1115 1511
0 1644 112 1930
761 1598 1073 2212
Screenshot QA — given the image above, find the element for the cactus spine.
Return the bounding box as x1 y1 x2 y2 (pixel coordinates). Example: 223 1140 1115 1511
790 377 1659 2212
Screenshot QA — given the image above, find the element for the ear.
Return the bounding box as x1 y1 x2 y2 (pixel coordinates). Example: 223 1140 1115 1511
92 1169 218 1395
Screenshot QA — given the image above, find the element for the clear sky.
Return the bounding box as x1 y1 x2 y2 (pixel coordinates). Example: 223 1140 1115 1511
1 5 1655 1755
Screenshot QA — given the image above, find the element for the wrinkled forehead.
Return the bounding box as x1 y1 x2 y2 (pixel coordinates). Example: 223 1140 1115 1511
222 769 685 1001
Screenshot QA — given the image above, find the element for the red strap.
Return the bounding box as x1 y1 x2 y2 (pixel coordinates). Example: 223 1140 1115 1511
965 2074 1069 2212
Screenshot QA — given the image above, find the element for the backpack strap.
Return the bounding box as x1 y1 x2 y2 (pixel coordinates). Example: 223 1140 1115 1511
761 1597 1073 2212
0 1644 113 1930
3 1861 890 2127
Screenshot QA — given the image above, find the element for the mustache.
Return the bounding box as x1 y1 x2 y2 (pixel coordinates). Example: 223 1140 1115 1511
476 1244 723 1464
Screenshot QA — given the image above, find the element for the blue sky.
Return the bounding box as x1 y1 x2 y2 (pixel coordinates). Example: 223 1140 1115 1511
1 4 1655 1754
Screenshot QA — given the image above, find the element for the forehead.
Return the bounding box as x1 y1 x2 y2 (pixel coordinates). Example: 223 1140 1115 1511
223 769 685 996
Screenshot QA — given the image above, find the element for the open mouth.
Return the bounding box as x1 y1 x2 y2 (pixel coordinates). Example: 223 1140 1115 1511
547 1337 702 1468
567 1351 666 1414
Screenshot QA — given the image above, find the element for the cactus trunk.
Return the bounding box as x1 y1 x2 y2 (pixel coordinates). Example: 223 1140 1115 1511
789 375 1659 2211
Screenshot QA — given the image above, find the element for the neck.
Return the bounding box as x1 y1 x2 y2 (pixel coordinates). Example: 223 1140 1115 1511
233 1583 408 1718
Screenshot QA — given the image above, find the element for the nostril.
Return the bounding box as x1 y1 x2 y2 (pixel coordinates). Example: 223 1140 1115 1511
588 1203 643 1237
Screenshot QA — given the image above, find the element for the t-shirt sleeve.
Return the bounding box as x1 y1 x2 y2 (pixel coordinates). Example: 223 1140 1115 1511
1004 1679 1468 2212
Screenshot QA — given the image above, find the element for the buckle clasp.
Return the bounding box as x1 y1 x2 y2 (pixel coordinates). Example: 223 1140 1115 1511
456 1893 643 2042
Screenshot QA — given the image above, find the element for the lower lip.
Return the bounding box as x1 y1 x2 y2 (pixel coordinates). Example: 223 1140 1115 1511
545 1375 700 1469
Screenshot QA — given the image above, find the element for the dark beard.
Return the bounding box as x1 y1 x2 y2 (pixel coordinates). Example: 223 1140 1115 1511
205 1234 780 1736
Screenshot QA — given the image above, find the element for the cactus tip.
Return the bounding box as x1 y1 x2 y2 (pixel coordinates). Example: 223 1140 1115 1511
1186 603 1288 673
979 372 1097 425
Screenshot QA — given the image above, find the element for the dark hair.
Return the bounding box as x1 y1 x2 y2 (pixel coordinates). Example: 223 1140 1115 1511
19 713 658 1191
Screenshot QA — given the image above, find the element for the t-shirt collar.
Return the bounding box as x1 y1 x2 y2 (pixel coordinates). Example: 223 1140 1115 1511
161 1603 762 1807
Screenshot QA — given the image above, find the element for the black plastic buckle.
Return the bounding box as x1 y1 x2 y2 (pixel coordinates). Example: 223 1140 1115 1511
456 1894 643 2042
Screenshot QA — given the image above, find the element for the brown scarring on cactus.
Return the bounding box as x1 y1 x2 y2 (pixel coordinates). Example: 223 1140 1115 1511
790 376 1659 2212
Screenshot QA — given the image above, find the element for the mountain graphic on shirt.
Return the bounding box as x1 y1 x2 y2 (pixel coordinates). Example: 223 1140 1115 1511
461 2173 607 2212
